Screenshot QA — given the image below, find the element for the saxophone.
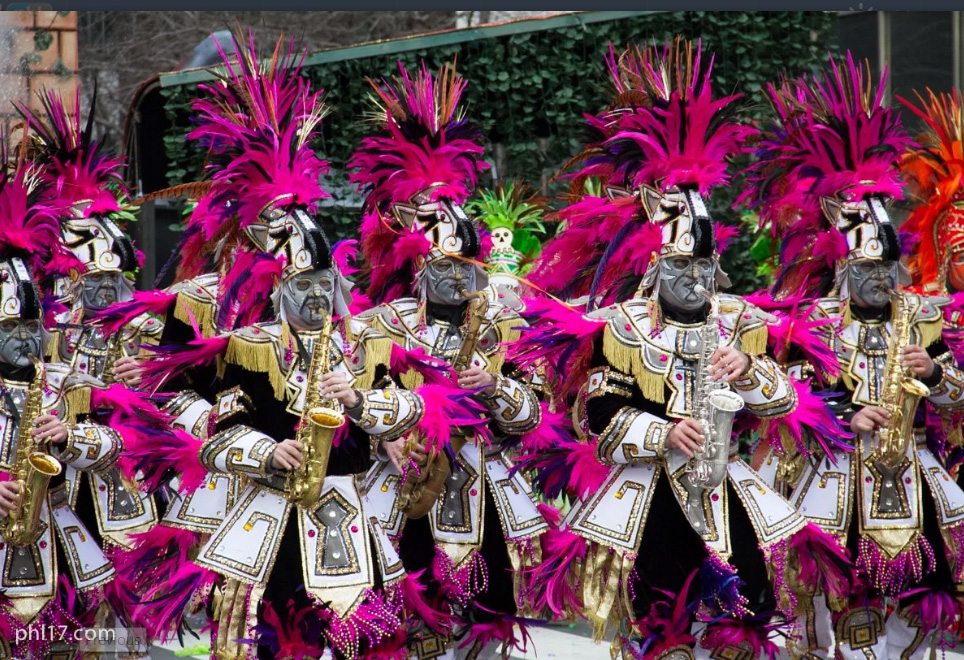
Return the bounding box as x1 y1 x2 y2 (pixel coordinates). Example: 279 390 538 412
0 357 63 547
684 286 745 490
397 288 488 519
876 291 931 469
286 314 343 508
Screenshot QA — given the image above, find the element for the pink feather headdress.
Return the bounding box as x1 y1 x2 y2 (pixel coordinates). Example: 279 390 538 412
350 60 489 305
186 31 330 236
16 88 130 218
530 38 751 306
743 52 910 300
0 150 77 321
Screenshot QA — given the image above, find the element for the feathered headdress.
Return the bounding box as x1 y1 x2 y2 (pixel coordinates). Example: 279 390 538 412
899 89 964 293
0 149 69 321
466 183 546 278
530 38 751 307
350 59 490 305
185 30 333 282
16 89 139 277
744 52 910 301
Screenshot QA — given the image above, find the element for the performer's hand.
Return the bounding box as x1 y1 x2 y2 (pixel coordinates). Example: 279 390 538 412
319 371 361 408
112 356 143 388
666 419 704 459
901 345 935 379
33 414 68 445
850 406 891 434
458 366 497 395
270 439 303 471
709 346 750 382
383 438 426 473
0 481 22 517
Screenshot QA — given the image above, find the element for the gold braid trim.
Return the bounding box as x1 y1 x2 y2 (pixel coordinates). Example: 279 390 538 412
173 293 216 338
224 334 287 401
582 543 637 641
602 326 665 403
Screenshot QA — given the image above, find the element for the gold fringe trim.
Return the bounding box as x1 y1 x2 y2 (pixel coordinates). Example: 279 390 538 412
582 543 636 642
64 385 91 420
356 335 393 392
488 317 522 375
173 294 216 338
602 327 665 403
507 540 543 617
739 325 767 357
918 317 943 349
400 369 424 390
224 335 287 401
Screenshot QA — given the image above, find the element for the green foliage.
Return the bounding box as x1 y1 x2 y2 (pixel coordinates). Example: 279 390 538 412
34 29 53 52
161 11 837 294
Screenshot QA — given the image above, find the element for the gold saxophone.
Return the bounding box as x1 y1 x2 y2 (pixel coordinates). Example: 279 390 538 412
397 288 489 519
877 291 931 469
0 357 63 547
286 315 343 508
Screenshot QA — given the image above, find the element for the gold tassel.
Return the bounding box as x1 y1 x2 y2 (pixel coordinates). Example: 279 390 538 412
173 294 216 338
224 335 287 401
602 327 665 403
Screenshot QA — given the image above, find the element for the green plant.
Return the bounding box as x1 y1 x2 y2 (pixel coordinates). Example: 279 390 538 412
160 11 837 294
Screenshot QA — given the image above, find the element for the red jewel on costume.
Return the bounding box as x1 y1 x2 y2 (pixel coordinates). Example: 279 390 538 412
350 525 358 533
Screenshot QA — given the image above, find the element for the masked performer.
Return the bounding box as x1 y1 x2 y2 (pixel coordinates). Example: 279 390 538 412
350 60 553 658
899 89 964 480
513 39 852 660
744 54 964 659
0 146 140 657
16 90 160 561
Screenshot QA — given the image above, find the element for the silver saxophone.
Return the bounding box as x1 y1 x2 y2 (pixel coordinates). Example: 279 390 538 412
684 285 745 492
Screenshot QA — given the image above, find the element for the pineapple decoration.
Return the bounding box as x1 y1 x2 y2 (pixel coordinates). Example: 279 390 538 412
467 182 546 291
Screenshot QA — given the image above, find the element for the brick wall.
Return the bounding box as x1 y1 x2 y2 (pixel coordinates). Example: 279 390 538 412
0 11 78 144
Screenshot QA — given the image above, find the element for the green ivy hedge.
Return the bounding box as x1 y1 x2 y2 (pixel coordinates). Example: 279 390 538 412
160 11 838 293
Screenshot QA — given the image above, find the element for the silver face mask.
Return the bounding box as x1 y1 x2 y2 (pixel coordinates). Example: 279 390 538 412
0 319 43 369
848 259 898 309
281 268 336 331
81 271 131 311
424 256 476 305
657 256 716 313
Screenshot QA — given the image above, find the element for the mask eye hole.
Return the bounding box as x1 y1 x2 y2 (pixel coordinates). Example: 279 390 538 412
295 279 312 292
25 321 40 334
0 320 16 333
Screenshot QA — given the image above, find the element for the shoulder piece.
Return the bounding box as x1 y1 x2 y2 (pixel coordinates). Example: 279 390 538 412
719 295 771 356
125 312 165 344
484 283 526 313
167 273 220 338
594 300 668 403
905 293 946 348
350 324 394 390
46 362 102 420
355 299 419 344
223 321 285 398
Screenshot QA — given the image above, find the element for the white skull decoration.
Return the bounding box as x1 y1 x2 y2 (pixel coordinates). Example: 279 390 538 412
491 227 514 250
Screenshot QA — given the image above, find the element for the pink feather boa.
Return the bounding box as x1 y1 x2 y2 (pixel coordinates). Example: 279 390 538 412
92 384 206 493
